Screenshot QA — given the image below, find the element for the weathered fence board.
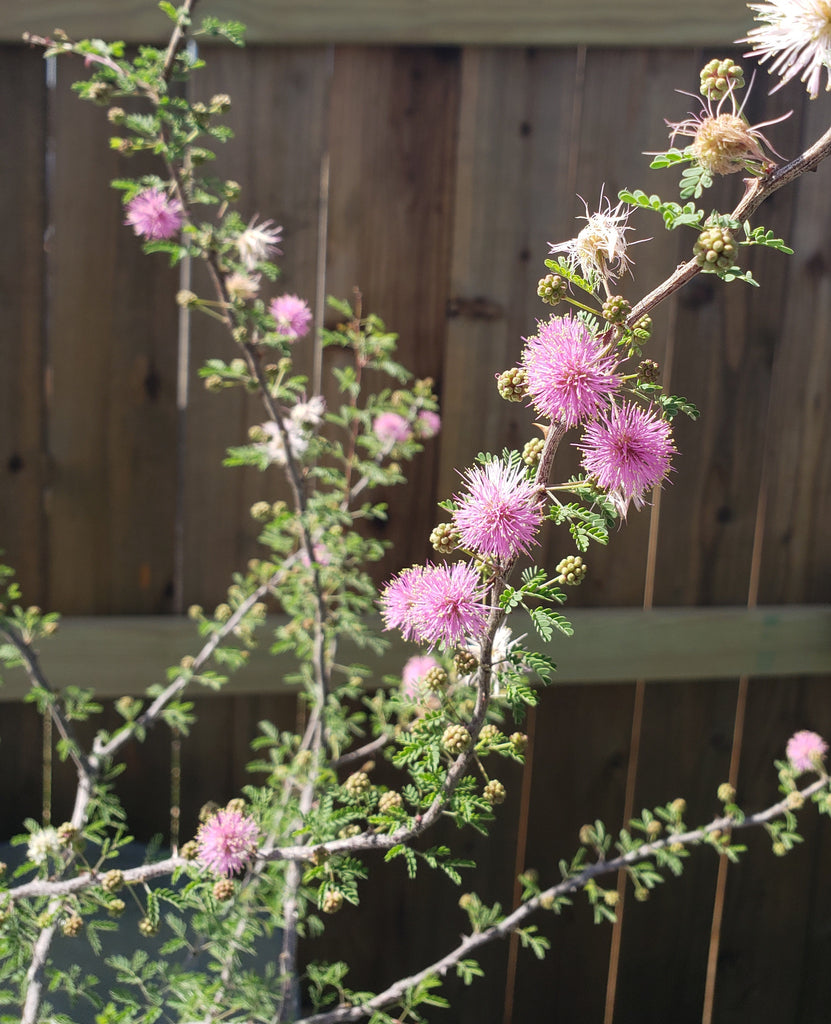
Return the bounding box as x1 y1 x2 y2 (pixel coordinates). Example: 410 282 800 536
3 0 757 46
2 32 831 1024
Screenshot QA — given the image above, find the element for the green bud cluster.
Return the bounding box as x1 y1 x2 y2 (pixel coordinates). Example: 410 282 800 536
338 824 362 839
344 771 372 798
638 359 660 383
537 273 567 305
107 898 126 918
61 913 83 937
139 917 159 937
522 437 545 467
717 782 736 804
478 723 501 746
213 878 235 902
442 724 471 755
423 665 448 691
699 58 745 101
601 295 631 324
555 555 587 586
57 822 78 847
180 840 199 860
430 522 460 554
378 790 403 813
483 779 506 805
497 367 529 402
694 225 737 273
101 869 124 893
510 732 528 754
322 890 344 914
454 650 478 676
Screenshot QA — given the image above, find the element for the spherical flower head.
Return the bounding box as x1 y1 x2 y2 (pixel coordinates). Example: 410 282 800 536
740 0 831 99
453 459 542 563
380 566 426 642
380 563 488 647
522 315 621 427
236 216 282 271
124 188 184 240
577 401 675 514
549 193 638 287
463 624 521 695
269 293 313 341
410 562 489 647
401 654 440 698
373 411 412 445
27 827 61 867
196 808 260 876
225 272 261 302
786 729 828 773
416 410 441 439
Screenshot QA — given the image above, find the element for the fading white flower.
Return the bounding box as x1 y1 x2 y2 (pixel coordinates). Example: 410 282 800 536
290 395 325 429
236 216 283 271
549 192 640 289
28 827 61 867
740 0 831 99
463 625 524 696
259 420 306 466
225 272 261 302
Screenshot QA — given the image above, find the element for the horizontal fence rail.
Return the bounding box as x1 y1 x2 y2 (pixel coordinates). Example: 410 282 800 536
2 0 756 45
1 605 830 700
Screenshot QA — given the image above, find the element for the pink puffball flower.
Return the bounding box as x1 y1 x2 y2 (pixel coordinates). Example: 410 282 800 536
373 412 412 445
522 316 621 428
410 562 489 647
196 808 260 876
577 401 675 513
380 562 488 647
416 410 442 439
379 566 426 642
124 188 184 240
453 459 542 563
401 654 440 698
269 293 313 341
786 729 828 773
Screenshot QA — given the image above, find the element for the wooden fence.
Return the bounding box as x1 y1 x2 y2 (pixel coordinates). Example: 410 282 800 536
1 19 831 1024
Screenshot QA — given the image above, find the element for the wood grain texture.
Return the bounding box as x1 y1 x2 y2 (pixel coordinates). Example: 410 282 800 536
179 46 331 606
46 61 181 614
0 48 47 602
323 45 460 581
4 0 755 45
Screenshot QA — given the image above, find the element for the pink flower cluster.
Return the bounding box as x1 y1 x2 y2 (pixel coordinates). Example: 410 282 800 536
269 293 313 341
125 188 184 240
518 314 676 512
401 654 439 698
380 562 488 647
786 730 828 773
453 458 542 562
373 412 412 445
196 808 260 876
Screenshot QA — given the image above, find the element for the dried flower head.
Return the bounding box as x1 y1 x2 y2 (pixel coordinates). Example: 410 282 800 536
740 0 831 98
225 272 261 302
667 87 788 177
522 315 621 427
549 193 640 287
452 459 542 563
786 729 829 772
236 216 282 271
577 401 675 515
124 188 184 240
196 808 260 876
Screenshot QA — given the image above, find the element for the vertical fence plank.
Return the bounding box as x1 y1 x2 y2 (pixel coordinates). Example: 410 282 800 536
181 46 332 608
713 87 831 1024
0 48 47 602
614 56 806 1024
323 45 461 582
47 60 180 614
